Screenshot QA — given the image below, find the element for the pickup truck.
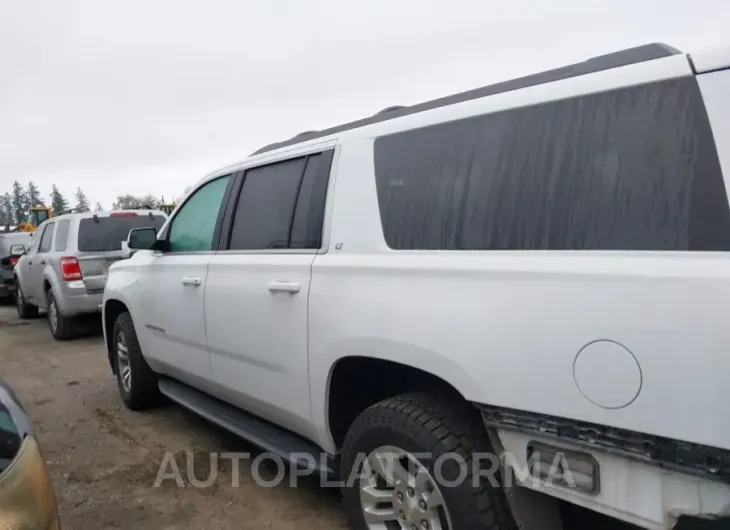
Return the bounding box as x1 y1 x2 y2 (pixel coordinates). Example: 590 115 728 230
102 42 730 530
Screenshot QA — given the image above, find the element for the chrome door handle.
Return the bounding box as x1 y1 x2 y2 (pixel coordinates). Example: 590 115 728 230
268 281 301 294
181 276 201 287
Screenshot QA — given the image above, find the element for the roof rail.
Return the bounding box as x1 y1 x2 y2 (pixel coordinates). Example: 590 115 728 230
250 42 682 156
293 130 318 138
375 105 408 115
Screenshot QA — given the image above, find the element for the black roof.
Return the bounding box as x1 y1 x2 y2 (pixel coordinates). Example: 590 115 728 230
252 43 682 156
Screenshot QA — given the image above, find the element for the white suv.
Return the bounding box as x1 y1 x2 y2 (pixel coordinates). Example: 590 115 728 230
102 42 730 530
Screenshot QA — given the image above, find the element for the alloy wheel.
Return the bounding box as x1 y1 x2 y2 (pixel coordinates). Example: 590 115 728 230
15 286 23 313
117 330 132 393
48 299 58 333
359 445 453 530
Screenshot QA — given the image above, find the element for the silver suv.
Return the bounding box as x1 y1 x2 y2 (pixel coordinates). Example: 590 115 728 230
14 209 166 340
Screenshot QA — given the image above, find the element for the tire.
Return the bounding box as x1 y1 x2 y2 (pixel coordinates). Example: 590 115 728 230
46 289 76 340
15 282 38 319
341 393 516 530
113 312 159 410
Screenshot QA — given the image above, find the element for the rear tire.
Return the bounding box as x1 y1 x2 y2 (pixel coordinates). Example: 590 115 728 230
113 312 159 410
15 282 38 319
340 393 516 530
46 289 76 340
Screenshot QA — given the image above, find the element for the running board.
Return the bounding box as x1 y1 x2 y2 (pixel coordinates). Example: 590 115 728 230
158 378 336 477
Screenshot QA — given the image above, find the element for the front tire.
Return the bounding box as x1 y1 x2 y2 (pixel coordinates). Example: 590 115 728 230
113 312 159 410
341 393 515 530
46 289 76 340
15 282 38 319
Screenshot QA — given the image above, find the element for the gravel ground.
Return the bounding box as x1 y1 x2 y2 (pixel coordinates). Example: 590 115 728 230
0 304 347 529
0 302 654 530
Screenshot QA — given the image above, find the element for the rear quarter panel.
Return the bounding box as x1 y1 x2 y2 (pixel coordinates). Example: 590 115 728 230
307 138 730 454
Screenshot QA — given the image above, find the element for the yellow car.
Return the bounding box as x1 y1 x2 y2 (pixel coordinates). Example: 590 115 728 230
0 378 60 529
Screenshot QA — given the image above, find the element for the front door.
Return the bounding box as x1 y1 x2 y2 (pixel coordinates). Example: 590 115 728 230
134 174 232 385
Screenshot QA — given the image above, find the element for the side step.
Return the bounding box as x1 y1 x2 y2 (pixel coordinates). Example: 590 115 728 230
158 378 336 477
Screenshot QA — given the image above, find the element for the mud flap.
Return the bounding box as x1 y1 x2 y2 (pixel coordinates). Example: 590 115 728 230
487 430 565 530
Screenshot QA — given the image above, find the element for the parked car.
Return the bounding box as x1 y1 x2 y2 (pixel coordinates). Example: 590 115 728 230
0 232 32 301
102 42 730 530
15 209 166 340
0 377 60 529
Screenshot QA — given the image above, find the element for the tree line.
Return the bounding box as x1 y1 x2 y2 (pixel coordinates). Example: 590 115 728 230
0 180 187 228
0 181 89 227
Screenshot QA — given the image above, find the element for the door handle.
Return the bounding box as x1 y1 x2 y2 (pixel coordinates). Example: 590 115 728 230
181 276 201 287
268 281 301 294
27 260 32 266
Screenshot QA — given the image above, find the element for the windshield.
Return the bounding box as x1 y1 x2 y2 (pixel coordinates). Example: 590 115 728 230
29 209 50 226
77 214 166 252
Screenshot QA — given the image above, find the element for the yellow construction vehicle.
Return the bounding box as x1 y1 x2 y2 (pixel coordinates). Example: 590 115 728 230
18 206 53 232
159 203 177 216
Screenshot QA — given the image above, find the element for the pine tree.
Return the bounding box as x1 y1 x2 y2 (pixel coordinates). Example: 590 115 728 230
50 185 69 215
11 181 26 225
27 181 44 207
0 193 13 229
75 187 90 212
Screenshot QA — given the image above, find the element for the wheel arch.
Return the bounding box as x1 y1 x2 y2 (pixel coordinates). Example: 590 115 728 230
325 354 481 450
41 271 63 309
103 298 130 373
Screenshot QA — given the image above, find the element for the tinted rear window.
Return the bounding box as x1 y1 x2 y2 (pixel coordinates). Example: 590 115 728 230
374 77 730 251
77 215 166 252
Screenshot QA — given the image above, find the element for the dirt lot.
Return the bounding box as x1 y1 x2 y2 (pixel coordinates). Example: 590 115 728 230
0 304 347 529
1 303 657 530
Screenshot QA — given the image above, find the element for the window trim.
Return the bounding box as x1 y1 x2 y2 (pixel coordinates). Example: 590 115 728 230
159 173 237 255
219 149 334 254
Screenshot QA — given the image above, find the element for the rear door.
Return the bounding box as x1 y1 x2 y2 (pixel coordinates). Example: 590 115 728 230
27 222 55 302
75 212 166 294
205 150 333 435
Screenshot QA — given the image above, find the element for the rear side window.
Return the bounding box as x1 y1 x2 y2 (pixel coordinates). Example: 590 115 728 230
226 151 332 251
289 153 332 249
54 220 70 251
38 223 55 252
78 215 166 252
374 77 730 251
228 158 307 250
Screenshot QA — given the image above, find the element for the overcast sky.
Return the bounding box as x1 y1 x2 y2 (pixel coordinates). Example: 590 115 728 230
1 0 728 208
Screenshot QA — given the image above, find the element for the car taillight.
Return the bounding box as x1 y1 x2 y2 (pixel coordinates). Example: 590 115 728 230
60 257 83 281
9 257 18 266
110 211 137 217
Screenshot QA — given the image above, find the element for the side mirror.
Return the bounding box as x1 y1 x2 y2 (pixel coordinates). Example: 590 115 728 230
9 244 25 257
127 227 158 250
120 241 132 259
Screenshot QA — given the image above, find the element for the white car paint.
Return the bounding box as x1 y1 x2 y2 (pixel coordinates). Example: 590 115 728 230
104 44 730 529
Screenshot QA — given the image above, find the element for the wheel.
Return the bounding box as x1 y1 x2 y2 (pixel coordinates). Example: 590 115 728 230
341 393 516 530
46 289 76 340
15 282 38 319
113 312 159 410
